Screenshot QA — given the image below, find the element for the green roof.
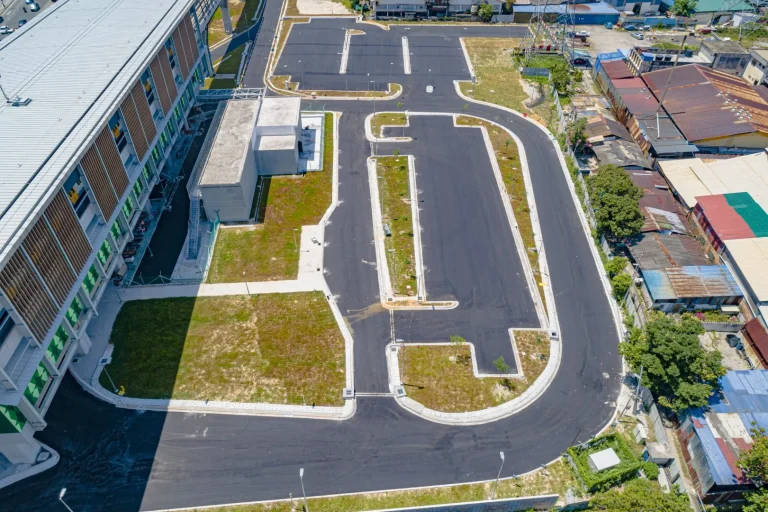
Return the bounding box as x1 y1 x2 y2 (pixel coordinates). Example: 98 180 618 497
693 0 753 12
725 192 768 238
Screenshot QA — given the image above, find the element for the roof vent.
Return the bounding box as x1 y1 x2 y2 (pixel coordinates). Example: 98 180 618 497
9 97 32 107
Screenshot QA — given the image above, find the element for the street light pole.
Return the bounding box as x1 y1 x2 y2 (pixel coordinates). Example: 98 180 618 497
59 489 75 512
490 451 505 501
299 468 309 511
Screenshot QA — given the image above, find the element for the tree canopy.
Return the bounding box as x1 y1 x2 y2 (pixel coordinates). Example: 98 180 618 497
478 3 494 21
589 478 691 512
620 314 726 412
744 488 768 512
568 118 589 153
672 0 696 17
587 165 644 241
739 425 768 484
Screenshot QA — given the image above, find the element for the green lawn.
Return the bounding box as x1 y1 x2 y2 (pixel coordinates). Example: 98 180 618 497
371 113 407 138
212 45 246 75
376 156 417 296
208 0 261 47
207 113 334 283
399 330 549 412
203 77 237 90
100 293 345 405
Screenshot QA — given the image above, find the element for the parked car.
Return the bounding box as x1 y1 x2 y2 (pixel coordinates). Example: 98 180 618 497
29 2 40 12
642 25 651 31
24 0 35 4
604 22 613 29
623 24 637 31
18 19 27 28
631 32 644 40
575 30 590 37
0 15 4 23
0 26 13 35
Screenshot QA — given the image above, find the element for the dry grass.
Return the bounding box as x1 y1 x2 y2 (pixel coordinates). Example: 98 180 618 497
194 459 580 511
455 116 546 312
101 293 345 406
208 0 261 47
458 38 557 127
399 330 549 413
376 156 417 296
270 75 300 92
285 0 353 16
207 113 334 283
371 113 407 138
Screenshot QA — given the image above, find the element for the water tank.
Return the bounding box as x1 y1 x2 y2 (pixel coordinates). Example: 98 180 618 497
470 4 478 14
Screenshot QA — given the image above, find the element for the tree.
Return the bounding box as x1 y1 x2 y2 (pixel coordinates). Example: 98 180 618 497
744 488 768 512
620 314 726 412
478 3 494 21
590 478 691 512
671 0 696 17
548 58 571 94
450 335 466 362
611 273 633 300
738 425 768 484
567 117 589 153
605 256 628 278
587 165 644 241
493 356 510 373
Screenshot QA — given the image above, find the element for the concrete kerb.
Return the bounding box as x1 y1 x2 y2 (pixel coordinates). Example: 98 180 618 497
407 154 427 301
459 37 477 83
402 36 411 74
453 114 549 330
364 111 412 142
0 442 59 491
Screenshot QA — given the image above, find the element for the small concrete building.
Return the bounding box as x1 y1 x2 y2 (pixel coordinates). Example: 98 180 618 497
254 97 301 176
588 448 621 472
198 100 261 222
743 49 768 87
699 40 751 76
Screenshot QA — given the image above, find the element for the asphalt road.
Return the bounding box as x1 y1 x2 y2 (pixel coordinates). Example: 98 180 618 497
0 4 622 510
0 0 54 38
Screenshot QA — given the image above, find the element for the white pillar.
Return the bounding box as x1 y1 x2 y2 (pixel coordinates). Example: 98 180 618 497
77 330 92 356
219 0 233 35
0 425 41 464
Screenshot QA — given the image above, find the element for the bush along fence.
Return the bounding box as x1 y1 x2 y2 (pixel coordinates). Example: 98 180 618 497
565 433 645 493
521 67 551 79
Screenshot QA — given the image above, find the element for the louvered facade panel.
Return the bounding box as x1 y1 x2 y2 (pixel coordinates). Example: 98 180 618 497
95 128 129 196
0 252 58 342
120 95 149 162
150 53 173 116
157 45 179 97
131 82 157 148
44 191 91 272
182 16 200 68
172 30 191 79
22 222 76 305
80 146 118 217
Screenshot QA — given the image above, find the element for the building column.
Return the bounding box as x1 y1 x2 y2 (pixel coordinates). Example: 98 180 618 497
219 0 233 34
0 425 41 464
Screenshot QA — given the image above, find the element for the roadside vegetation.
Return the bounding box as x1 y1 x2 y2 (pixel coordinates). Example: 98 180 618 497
586 164 644 243
208 0 261 47
738 426 768 511
371 113 407 137
208 113 334 282
715 25 768 45
399 330 549 412
375 155 417 296
456 116 546 312
100 293 345 406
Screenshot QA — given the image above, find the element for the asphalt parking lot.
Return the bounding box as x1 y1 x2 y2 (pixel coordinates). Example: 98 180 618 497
387 116 539 373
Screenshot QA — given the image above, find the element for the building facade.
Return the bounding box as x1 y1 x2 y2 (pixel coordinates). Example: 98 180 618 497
743 49 768 87
0 0 217 465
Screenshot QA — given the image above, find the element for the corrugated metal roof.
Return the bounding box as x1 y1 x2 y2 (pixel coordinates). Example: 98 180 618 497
514 1 621 14
724 237 768 302
693 0 753 13
643 65 768 142
696 194 757 240
592 139 651 168
0 0 194 263
601 59 635 80
627 233 712 270
643 264 742 300
725 192 768 237
744 318 768 368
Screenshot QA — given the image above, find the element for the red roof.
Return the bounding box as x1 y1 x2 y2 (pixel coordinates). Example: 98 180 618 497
744 318 768 367
695 194 755 240
602 60 635 80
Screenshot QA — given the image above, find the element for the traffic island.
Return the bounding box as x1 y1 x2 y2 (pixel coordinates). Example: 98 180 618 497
99 292 346 406
396 330 550 413
370 112 408 139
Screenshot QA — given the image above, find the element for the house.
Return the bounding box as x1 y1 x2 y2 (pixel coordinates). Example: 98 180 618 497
693 192 768 254
626 169 689 234
678 371 768 505
588 448 621 472
743 49 768 87
660 0 755 25
591 139 652 170
723 237 768 320
742 317 768 368
627 233 713 271
642 65 768 152
698 40 751 76
641 264 742 312
627 46 709 75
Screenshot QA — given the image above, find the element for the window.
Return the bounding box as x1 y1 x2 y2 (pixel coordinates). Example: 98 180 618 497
110 220 123 242
151 144 162 165
133 177 144 199
24 363 50 406
166 40 178 70
46 326 68 366
143 163 152 182
66 296 85 328
0 308 15 349
122 194 135 219
82 264 100 296
96 239 112 267
109 112 129 152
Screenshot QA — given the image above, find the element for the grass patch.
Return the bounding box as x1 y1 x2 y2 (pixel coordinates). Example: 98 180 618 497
456 116 546 313
207 113 334 282
271 75 300 91
305 83 401 98
208 0 261 47
100 293 345 406
186 458 580 511
376 156 417 296
371 113 407 138
714 26 768 45
399 330 549 413
285 0 353 16
203 77 237 90
212 45 246 76
458 38 557 127
567 433 643 492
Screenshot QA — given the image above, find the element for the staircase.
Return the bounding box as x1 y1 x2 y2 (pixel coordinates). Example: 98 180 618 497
188 197 201 260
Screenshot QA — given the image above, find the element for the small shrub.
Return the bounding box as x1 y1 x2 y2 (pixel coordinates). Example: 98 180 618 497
611 273 633 300
567 433 644 492
644 462 660 480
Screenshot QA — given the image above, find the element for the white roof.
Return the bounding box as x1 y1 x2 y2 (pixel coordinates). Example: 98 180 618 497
199 100 261 187
658 152 768 211
0 0 194 263
258 134 296 151
256 97 301 128
588 448 621 471
725 238 768 303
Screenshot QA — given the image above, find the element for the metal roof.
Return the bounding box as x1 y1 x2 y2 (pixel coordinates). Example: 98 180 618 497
0 0 194 264
591 139 651 169
642 264 742 300
627 233 713 271
514 1 621 14
724 237 768 302
696 193 768 241
601 59 635 80
642 65 768 142
692 0 754 12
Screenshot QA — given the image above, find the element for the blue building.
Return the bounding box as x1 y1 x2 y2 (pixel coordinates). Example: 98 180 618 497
512 2 621 24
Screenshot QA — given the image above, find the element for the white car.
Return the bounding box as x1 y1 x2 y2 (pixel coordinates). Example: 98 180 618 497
0 26 13 35
29 2 40 12
631 32 644 40
575 30 590 37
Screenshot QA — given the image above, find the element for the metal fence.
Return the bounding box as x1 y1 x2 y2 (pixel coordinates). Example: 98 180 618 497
522 67 551 78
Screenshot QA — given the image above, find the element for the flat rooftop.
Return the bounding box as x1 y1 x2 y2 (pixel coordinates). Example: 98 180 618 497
0 0 194 261
256 97 301 128
725 237 768 303
200 100 261 187
259 134 297 151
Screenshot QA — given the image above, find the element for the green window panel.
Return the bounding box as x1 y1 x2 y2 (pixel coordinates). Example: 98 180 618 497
122 194 135 219
0 405 26 434
23 363 50 405
133 178 144 198
151 144 162 165
66 296 85 328
143 164 152 182
82 264 100 296
110 220 123 241
159 131 169 151
47 325 68 364
97 239 112 268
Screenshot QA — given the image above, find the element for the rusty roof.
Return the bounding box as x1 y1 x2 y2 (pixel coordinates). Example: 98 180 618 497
627 233 712 270
602 59 635 80
585 115 632 140
643 265 743 300
642 65 768 142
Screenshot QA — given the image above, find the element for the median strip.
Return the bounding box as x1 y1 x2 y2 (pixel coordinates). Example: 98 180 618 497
402 36 411 74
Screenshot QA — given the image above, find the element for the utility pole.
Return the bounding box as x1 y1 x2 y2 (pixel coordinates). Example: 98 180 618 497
653 35 687 138
299 468 309 512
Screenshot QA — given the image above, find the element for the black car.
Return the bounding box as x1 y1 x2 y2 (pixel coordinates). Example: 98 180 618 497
18 19 27 28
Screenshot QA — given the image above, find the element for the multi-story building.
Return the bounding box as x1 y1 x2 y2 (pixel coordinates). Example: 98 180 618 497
743 49 768 87
0 0 217 467
371 0 505 19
